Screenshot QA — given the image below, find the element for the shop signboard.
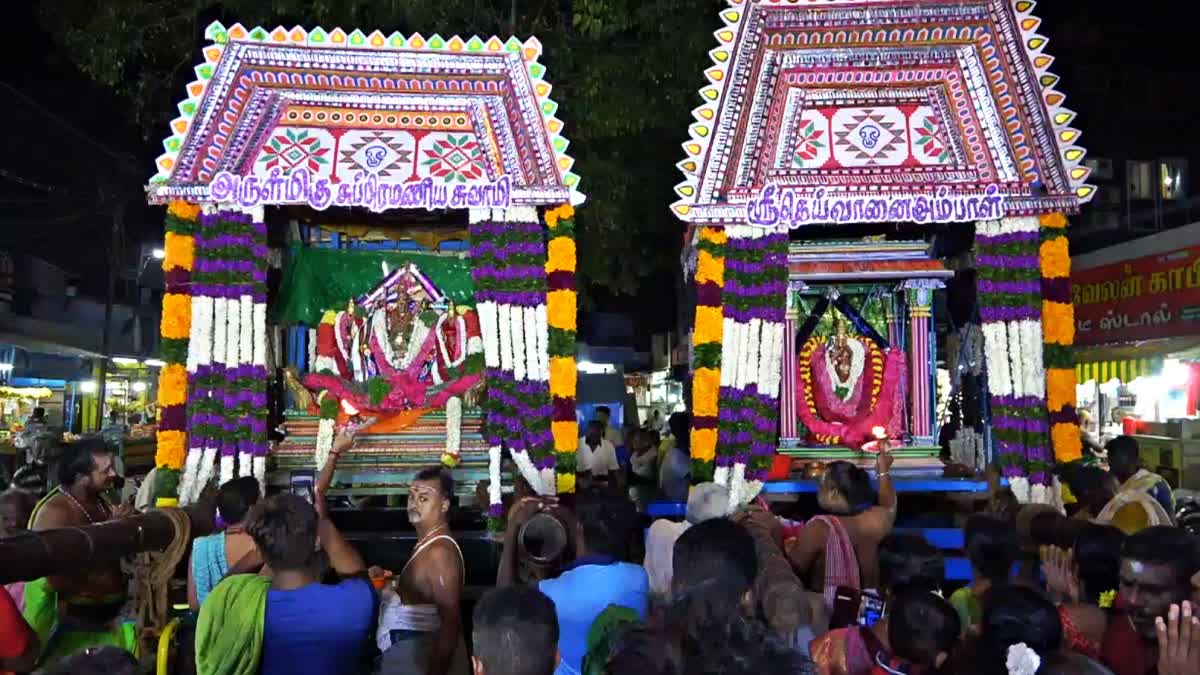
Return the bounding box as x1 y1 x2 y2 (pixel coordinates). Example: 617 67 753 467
1073 246 1200 345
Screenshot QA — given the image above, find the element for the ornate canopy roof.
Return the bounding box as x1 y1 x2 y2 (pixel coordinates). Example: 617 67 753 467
148 22 582 210
672 0 1093 225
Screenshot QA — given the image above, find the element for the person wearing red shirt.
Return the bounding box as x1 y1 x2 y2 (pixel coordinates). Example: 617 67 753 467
0 585 38 674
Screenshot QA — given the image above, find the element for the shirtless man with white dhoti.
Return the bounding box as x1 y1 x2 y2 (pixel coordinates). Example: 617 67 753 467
376 467 469 675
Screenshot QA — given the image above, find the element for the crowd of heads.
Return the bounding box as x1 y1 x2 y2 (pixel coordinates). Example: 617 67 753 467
11 420 1200 675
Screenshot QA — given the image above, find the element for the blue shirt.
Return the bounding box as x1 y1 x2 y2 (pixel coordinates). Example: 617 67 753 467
539 556 649 675
261 578 376 675
660 448 691 502
1147 477 1176 518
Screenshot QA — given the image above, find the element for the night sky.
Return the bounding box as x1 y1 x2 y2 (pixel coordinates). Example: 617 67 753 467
2 0 1198 343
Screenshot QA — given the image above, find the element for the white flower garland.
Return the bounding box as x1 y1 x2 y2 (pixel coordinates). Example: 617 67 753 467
523 306 539 381
371 309 400 370
734 321 750 389
314 417 336 471
512 449 543 496
981 322 1011 397
349 316 364 382
239 295 253 365
755 321 779 398
178 448 201 507
720 317 737 388
442 396 462 465
535 304 549 382
742 479 764 505
746 318 764 389
488 445 502 510
227 295 241 368
498 304 514 373
187 296 213 373
770 322 785 396
193 446 218 504
477 301 500 368
539 467 557 497
511 304 527 381
179 294 216 506
728 462 747 512
219 454 235 487
213 299 228 365
238 450 253 478
400 319 430 371
714 465 730 488
1009 476 1031 503
1020 319 1046 398
253 302 268 368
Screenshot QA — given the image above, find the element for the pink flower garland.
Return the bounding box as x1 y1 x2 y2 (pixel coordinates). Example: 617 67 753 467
797 348 908 448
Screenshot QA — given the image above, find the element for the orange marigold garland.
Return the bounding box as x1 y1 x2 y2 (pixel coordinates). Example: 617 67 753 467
690 226 726 483
154 201 197 500
545 204 578 496
1040 212 1081 464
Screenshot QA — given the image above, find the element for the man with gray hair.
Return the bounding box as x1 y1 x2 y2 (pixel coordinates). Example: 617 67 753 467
643 482 731 599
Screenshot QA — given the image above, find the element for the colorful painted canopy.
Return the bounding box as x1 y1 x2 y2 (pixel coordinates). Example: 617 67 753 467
148 22 582 208
672 0 1093 224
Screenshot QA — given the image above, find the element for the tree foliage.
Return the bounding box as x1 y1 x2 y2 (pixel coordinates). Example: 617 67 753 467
36 0 721 297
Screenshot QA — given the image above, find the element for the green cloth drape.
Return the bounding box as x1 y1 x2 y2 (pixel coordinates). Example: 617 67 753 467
276 247 476 326
195 574 271 675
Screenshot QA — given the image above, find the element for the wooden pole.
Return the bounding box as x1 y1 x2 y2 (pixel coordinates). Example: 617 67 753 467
0 506 213 586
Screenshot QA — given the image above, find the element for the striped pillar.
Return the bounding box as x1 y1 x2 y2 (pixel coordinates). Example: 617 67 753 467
885 302 902 349
779 281 805 439
907 287 935 441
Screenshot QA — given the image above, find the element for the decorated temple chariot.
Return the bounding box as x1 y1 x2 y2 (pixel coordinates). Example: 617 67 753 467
674 0 1094 506
145 21 584 524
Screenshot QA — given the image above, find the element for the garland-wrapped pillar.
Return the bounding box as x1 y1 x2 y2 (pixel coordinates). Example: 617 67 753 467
152 201 198 504
716 225 789 507
1039 213 1082 464
689 226 726 484
180 206 269 500
471 207 559 532
545 205 578 496
975 217 1053 504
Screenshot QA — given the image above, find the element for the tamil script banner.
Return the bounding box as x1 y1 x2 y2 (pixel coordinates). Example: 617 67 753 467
1072 246 1200 345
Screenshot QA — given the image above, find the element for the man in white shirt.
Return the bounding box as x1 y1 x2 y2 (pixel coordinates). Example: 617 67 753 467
577 420 620 482
594 406 623 449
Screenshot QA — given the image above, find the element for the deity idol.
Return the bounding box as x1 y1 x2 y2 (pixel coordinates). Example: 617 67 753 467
304 264 483 413
796 318 907 448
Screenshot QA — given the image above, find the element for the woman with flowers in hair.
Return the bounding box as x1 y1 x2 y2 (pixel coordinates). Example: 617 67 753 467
949 585 1063 675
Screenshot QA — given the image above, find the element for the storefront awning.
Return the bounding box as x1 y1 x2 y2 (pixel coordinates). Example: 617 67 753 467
1074 336 1200 384
1075 358 1162 385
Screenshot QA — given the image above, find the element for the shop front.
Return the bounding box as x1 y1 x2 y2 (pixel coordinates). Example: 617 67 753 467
1073 222 1200 488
